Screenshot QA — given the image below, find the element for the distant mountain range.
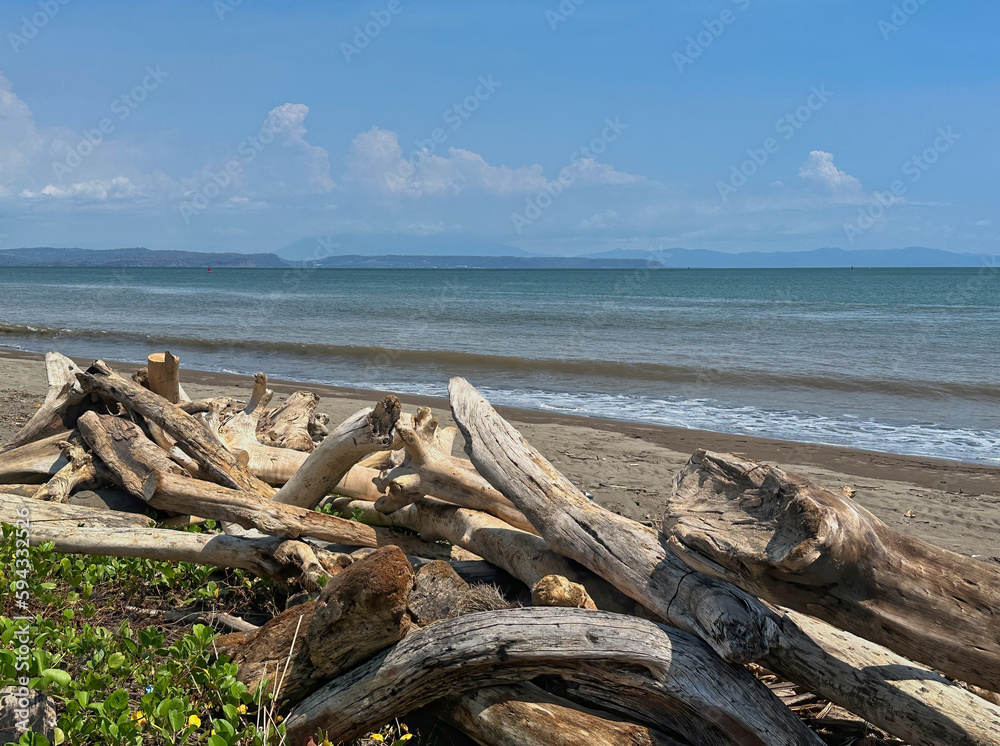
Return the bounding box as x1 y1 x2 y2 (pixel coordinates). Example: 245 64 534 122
278 234 533 260
0 245 994 269
587 246 998 268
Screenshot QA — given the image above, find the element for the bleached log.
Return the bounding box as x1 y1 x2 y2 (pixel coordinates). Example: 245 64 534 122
531 574 597 610
375 407 536 533
437 683 686 746
146 352 182 404
76 360 274 498
0 493 152 528
272 397 401 509
666 449 1000 692
27 525 337 590
33 441 98 502
285 607 823 745
257 390 318 452
0 431 72 483
331 497 651 618
1 353 84 452
449 377 1000 746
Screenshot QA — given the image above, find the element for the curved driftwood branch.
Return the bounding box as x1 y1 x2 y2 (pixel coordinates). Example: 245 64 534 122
272 397 401 509
666 449 1000 691
76 360 274 499
448 376 776 662
33 440 98 502
1 352 84 452
286 607 822 745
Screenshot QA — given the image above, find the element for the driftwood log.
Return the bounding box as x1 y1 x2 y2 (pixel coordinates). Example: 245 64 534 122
0 431 72 483
0 493 152 529
257 390 318 452
285 607 823 745
449 377 1000 746
33 441 98 502
1 352 84 452
76 360 274 499
272 397 400 509
666 449 1000 691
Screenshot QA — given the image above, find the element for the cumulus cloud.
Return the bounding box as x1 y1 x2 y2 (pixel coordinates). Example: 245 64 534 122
797 150 865 200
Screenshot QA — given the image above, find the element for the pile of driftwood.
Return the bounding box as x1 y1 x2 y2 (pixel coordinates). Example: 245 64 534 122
3 351 1000 746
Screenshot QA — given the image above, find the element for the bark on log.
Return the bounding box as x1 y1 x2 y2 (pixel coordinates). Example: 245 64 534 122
76 360 274 498
1 353 84 452
449 378 1000 746
26 525 338 590
217 545 415 706
0 493 152 528
272 397 401 509
375 407 536 533
0 431 73 483
257 391 318 452
449 376 774 662
76 409 458 559
666 449 1000 691
330 497 647 618
285 607 823 746
436 683 686 746
531 574 597 610
33 441 98 502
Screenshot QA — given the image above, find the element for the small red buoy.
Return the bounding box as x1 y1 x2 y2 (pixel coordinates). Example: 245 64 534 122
208 267 212 272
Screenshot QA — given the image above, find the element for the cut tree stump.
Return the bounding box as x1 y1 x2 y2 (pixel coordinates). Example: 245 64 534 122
666 449 1000 692
257 390 319 452
285 607 823 746
146 352 182 404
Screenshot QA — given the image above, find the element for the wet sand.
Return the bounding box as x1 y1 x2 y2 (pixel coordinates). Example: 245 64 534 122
1 348 997 560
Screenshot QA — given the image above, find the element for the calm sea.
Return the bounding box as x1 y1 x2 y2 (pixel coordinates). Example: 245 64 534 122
0 266 997 464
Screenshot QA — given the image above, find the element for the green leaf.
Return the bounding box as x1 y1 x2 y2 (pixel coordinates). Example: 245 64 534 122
104 688 129 714
52 727 65 745
107 652 126 668
40 668 71 687
75 690 90 708
167 707 185 732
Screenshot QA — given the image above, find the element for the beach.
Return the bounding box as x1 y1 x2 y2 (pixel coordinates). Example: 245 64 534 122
3 347 998 560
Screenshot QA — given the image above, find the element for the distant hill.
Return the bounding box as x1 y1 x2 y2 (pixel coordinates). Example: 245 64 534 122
587 246 999 268
278 234 531 260
298 255 663 269
0 247 287 268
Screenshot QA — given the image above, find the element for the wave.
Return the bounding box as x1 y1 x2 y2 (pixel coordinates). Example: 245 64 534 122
1 322 998 401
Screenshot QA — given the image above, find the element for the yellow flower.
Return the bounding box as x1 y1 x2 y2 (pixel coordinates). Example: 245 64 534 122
130 710 147 726
396 736 413 744
323 740 333 746
275 715 284 723
188 714 201 728
237 704 247 714
370 736 384 743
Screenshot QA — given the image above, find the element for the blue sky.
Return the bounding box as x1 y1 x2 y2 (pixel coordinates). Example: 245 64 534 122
0 0 996 255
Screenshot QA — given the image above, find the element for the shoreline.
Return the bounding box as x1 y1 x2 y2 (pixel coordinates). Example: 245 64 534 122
2 347 998 558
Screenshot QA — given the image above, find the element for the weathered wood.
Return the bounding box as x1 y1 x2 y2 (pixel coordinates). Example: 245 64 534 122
330 497 648 618
285 607 823 745
217 546 415 706
257 390 318 452
26 525 338 590
532 574 597 610
449 377 774 661
0 493 152 528
666 449 1000 691
437 683 686 746
76 360 274 498
449 377 1000 746
375 407 536 533
33 441 98 502
1 353 84 452
0 432 72 484
146 352 182 404
272 397 400 509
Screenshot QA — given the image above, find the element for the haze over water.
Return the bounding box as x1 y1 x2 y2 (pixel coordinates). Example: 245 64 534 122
1 266 997 464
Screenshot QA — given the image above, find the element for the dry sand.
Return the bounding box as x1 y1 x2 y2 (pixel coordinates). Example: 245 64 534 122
2 349 998 561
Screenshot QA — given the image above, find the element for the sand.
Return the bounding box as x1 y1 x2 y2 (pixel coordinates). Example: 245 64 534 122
2 349 998 561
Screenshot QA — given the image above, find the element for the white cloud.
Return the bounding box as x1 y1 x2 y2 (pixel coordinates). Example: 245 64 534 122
797 150 864 200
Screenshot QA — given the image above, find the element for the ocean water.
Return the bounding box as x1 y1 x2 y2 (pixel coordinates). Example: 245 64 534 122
0 266 997 464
